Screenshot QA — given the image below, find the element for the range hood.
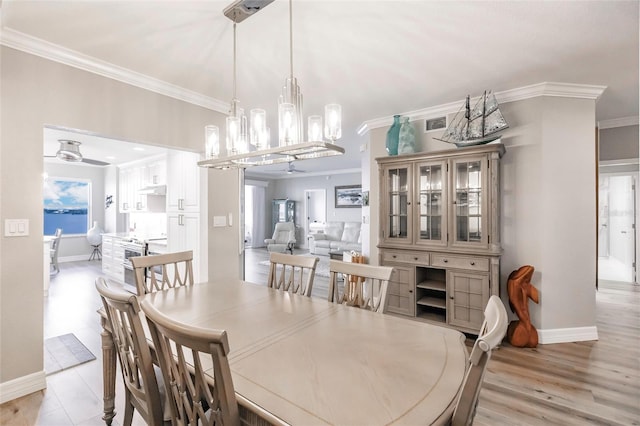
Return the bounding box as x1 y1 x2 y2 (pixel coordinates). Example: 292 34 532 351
138 184 166 195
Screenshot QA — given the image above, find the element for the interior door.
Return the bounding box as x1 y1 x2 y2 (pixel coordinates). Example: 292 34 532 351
598 174 636 282
304 189 326 248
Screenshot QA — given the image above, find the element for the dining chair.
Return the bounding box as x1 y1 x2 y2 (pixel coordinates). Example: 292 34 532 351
450 295 509 426
130 250 194 295
267 252 319 297
50 228 63 273
140 299 241 426
95 276 170 426
328 260 394 313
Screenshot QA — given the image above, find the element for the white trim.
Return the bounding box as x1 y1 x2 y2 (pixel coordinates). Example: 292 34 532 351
357 82 608 135
0 28 229 114
0 371 46 404
245 179 270 188
599 158 640 167
537 326 599 344
598 116 640 129
245 167 361 180
59 255 93 263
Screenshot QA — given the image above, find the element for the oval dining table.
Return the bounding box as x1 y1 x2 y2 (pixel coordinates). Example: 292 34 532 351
99 279 468 425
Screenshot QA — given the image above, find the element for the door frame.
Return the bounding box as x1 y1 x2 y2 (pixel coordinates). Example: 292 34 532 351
303 189 326 249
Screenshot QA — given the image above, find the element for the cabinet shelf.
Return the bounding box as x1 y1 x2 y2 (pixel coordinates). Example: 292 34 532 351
416 310 446 323
416 280 446 292
416 296 446 309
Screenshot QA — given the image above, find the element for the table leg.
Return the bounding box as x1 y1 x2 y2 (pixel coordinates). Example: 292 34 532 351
100 319 117 425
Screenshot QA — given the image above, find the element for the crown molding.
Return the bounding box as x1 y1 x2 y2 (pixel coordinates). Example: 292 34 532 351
598 116 639 129
0 27 230 114
357 82 608 136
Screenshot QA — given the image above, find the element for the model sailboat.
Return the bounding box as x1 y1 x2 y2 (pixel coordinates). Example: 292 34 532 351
436 90 508 148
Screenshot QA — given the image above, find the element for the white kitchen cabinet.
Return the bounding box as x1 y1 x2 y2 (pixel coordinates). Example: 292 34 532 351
167 211 200 282
167 150 200 212
101 235 125 282
119 155 167 213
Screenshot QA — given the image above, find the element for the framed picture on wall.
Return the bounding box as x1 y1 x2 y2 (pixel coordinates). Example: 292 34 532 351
335 185 362 208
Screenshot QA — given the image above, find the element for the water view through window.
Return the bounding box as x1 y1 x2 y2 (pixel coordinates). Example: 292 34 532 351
43 178 90 235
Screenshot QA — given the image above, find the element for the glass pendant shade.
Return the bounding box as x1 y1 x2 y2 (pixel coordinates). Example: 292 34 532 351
205 125 220 158
324 104 342 142
279 102 297 146
226 116 241 155
308 115 323 142
250 108 267 149
259 127 271 151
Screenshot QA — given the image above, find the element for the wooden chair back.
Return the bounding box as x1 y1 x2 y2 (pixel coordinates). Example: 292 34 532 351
267 252 319 297
130 250 194 295
141 299 240 426
328 260 394 313
95 276 166 426
451 295 509 426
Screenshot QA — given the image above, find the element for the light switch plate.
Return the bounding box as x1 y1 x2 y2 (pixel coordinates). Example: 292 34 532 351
5 219 29 237
213 216 227 227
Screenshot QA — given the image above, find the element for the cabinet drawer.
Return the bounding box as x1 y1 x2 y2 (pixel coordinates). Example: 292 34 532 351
431 254 489 272
382 251 429 265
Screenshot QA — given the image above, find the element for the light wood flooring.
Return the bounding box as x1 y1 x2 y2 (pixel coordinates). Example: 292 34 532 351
1 250 638 425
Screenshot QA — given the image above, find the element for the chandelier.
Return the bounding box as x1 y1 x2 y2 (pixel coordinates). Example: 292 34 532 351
200 0 343 169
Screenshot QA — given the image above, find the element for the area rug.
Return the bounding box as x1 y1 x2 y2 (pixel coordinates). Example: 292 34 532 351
45 333 96 375
258 257 330 278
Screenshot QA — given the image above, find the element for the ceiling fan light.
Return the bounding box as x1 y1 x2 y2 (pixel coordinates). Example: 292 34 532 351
56 140 82 162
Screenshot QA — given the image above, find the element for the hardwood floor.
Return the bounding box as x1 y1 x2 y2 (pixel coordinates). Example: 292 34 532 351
1 255 638 425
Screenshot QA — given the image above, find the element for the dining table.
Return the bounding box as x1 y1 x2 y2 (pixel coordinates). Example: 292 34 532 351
98 279 468 425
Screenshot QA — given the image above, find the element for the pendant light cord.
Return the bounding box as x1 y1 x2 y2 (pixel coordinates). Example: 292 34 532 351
289 0 293 78
233 20 237 104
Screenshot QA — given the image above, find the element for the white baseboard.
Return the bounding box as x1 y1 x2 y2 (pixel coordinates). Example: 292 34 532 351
0 370 46 404
59 255 92 263
538 326 599 344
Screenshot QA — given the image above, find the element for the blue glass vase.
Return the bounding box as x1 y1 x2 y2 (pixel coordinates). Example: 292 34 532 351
398 117 417 154
386 115 401 156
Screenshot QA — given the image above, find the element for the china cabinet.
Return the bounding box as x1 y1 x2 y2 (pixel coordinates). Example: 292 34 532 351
377 143 504 334
271 199 295 233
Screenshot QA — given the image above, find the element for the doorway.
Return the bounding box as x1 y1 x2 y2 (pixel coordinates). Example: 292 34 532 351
244 182 267 249
304 189 327 249
598 172 637 283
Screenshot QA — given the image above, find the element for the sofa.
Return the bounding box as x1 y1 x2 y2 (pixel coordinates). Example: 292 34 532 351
309 222 361 256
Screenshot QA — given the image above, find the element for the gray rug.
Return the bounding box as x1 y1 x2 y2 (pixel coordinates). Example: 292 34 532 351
45 333 96 375
258 257 330 278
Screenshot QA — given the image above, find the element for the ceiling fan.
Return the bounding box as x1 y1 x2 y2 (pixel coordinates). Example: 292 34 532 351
281 161 306 174
44 139 110 166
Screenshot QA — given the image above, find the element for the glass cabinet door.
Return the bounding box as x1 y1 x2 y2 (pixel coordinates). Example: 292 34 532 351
451 156 487 247
415 161 447 247
384 165 411 242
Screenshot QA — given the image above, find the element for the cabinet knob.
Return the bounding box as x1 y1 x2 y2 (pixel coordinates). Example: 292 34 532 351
392 255 397 258
409 290 413 293
407 202 411 205
443 259 448 263
470 261 475 266
450 296 454 299
414 257 419 261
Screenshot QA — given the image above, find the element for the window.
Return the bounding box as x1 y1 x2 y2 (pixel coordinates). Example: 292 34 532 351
43 178 91 235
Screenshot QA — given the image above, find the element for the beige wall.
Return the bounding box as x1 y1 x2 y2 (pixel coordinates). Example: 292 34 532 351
364 94 598 333
599 125 639 161
0 47 237 388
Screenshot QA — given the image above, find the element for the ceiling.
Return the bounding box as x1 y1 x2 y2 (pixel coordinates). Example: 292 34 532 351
4 1 638 175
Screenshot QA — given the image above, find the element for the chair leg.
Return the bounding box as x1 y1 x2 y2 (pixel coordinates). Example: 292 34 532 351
123 391 134 426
